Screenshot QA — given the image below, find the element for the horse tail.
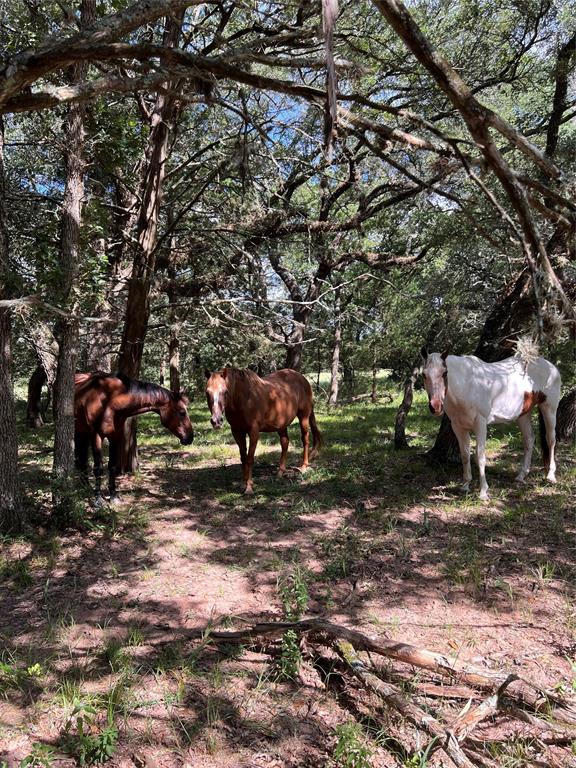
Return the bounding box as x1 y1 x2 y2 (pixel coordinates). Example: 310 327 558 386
538 407 550 470
309 409 324 457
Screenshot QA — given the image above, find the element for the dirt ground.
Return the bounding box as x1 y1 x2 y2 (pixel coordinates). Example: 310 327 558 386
2 399 576 767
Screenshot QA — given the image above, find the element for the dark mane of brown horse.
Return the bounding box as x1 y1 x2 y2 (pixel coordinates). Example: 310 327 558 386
76 372 179 408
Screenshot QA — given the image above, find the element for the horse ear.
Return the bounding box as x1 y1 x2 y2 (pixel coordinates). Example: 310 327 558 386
221 368 228 379
204 368 211 379
420 346 428 360
177 389 189 404
441 350 449 361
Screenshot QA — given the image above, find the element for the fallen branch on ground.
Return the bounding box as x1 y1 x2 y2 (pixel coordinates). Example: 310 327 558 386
202 617 576 766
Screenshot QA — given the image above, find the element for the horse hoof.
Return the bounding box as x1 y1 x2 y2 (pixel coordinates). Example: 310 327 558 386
459 485 470 495
243 486 254 496
297 465 310 474
93 496 104 509
515 475 527 484
109 495 122 506
277 469 286 478
547 475 557 484
479 491 489 501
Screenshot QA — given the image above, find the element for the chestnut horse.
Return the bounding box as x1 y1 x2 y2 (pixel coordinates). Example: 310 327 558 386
421 349 561 500
75 372 194 505
205 367 323 494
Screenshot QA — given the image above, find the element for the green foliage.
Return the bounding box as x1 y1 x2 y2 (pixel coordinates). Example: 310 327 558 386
62 698 118 766
18 743 57 768
333 722 373 768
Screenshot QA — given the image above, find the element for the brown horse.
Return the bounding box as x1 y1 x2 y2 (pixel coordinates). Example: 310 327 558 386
205 367 323 494
75 372 194 505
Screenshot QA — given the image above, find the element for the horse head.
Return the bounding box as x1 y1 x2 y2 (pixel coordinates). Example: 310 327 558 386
421 348 449 416
205 368 228 429
159 391 194 445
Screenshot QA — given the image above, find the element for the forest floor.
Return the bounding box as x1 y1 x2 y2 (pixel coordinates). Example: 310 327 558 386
2 379 576 767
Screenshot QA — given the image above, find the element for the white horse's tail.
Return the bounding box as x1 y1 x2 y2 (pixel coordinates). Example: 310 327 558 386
538 408 551 470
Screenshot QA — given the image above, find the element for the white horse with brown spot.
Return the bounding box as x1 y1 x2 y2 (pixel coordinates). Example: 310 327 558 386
421 349 561 500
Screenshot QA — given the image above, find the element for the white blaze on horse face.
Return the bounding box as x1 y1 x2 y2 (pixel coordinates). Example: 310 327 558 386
208 375 226 429
423 353 447 416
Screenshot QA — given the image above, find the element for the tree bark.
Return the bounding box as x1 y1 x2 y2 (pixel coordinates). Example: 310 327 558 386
0 117 22 531
328 288 341 407
26 365 47 428
394 364 419 449
557 387 576 444
51 0 95 510
116 12 183 472
168 321 181 392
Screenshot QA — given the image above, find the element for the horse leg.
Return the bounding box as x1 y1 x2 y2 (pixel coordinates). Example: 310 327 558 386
108 438 121 505
539 403 557 482
92 434 104 507
474 418 489 500
515 413 534 483
231 428 248 487
277 428 289 477
298 414 310 472
452 424 472 494
244 430 259 495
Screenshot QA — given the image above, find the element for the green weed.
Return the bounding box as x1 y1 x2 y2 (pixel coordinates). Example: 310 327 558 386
333 722 373 768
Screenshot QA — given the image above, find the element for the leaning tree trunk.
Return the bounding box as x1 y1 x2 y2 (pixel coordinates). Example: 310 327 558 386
116 13 183 473
0 117 21 531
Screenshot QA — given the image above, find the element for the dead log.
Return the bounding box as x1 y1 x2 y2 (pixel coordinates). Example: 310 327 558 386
209 618 576 727
333 638 476 768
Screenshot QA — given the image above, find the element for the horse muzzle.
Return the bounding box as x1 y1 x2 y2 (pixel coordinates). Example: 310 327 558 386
210 417 223 430
180 433 194 445
429 399 443 416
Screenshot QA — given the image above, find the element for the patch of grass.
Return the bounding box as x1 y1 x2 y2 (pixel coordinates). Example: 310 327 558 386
318 524 371 581
100 637 132 674
0 558 33 589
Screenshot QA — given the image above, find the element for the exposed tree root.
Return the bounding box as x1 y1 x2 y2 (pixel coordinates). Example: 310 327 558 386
205 617 576 766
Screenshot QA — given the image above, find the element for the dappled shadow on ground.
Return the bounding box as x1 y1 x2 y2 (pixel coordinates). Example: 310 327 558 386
2 396 576 766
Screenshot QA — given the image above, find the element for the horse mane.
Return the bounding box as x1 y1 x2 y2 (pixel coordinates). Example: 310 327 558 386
114 373 175 405
224 367 266 402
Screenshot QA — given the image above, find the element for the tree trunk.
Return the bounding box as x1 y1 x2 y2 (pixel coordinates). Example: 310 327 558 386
24 319 58 427
394 365 419 449
26 365 47 428
116 12 183 472
86 237 115 372
0 116 21 530
51 3 94 510
328 288 341 407
0 308 20 531
168 321 181 392
557 387 576 444
285 310 308 370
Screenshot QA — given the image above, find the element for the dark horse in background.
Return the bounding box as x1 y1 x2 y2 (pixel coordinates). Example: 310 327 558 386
205 367 323 494
74 372 194 505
